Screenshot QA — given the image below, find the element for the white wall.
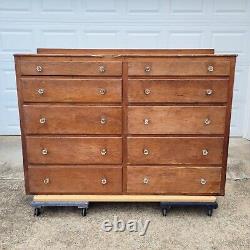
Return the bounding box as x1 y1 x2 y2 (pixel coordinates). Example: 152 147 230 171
0 0 250 136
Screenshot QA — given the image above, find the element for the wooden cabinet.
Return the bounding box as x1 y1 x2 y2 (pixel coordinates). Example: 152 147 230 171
14 49 236 195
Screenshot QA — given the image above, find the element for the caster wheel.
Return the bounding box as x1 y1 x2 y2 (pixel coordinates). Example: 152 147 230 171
162 208 167 216
34 208 41 217
81 208 87 217
207 208 213 217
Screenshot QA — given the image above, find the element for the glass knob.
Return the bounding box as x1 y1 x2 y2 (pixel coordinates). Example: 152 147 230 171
41 148 48 155
99 65 105 73
101 178 107 185
206 89 213 96
100 148 107 156
99 88 106 95
36 66 43 72
208 65 214 72
100 117 107 125
204 118 211 125
37 88 45 95
143 148 149 155
43 177 50 185
144 66 151 72
39 117 46 124
144 89 151 95
143 177 149 184
200 178 207 185
202 149 208 156
144 118 150 125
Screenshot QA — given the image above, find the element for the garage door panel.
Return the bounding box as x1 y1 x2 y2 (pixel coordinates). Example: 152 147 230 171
0 0 249 135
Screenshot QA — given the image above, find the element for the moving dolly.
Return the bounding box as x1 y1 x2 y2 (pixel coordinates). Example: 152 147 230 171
31 195 217 217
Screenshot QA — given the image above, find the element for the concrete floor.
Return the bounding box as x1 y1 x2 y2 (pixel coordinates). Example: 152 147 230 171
0 136 249 250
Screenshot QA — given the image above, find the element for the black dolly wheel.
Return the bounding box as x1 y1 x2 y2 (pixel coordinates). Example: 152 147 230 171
81 208 87 217
34 208 41 217
207 208 213 217
162 208 167 216
162 206 171 216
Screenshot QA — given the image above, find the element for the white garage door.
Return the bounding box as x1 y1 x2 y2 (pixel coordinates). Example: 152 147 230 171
0 0 249 136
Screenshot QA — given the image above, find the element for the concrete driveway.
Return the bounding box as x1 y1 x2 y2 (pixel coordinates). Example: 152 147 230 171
0 137 249 250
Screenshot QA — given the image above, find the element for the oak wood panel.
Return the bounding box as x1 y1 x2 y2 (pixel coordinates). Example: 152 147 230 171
127 166 222 194
26 136 122 164
28 165 122 194
21 78 122 103
37 48 215 55
128 106 226 134
34 195 216 202
128 60 230 76
127 137 223 164
20 61 122 76
23 105 122 134
128 79 228 103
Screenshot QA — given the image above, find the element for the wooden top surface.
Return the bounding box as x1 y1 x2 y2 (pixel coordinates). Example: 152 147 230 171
14 48 237 57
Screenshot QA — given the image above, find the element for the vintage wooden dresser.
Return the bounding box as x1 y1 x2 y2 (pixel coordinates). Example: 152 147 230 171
14 49 236 196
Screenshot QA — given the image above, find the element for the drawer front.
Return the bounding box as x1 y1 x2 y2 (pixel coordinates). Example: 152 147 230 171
127 166 222 194
128 60 230 76
127 137 223 164
128 79 228 103
26 137 122 164
21 78 122 103
128 106 226 134
23 105 122 134
28 165 122 194
20 61 122 76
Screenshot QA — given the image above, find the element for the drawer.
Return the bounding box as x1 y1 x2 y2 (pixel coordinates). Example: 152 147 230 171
128 106 226 134
26 136 122 164
127 137 223 164
23 105 122 134
28 165 122 194
127 166 222 194
20 61 122 76
128 59 230 76
21 78 122 103
128 79 228 103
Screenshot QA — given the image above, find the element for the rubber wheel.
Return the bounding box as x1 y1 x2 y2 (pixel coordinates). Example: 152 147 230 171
162 208 167 216
207 208 213 217
34 208 41 217
81 208 87 217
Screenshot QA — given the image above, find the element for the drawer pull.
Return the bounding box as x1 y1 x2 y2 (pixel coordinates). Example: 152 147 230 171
43 177 50 185
100 148 107 156
99 88 106 95
144 66 151 72
205 89 213 96
143 177 149 184
144 89 151 95
101 178 107 185
100 116 107 125
202 149 208 156
143 148 149 155
39 117 46 124
144 118 150 125
208 65 214 72
99 65 106 73
200 178 207 185
41 148 48 155
204 118 211 125
36 65 43 72
37 88 45 95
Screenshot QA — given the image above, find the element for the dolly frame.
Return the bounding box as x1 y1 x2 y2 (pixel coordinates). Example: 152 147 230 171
160 201 218 216
31 195 218 217
31 200 89 217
